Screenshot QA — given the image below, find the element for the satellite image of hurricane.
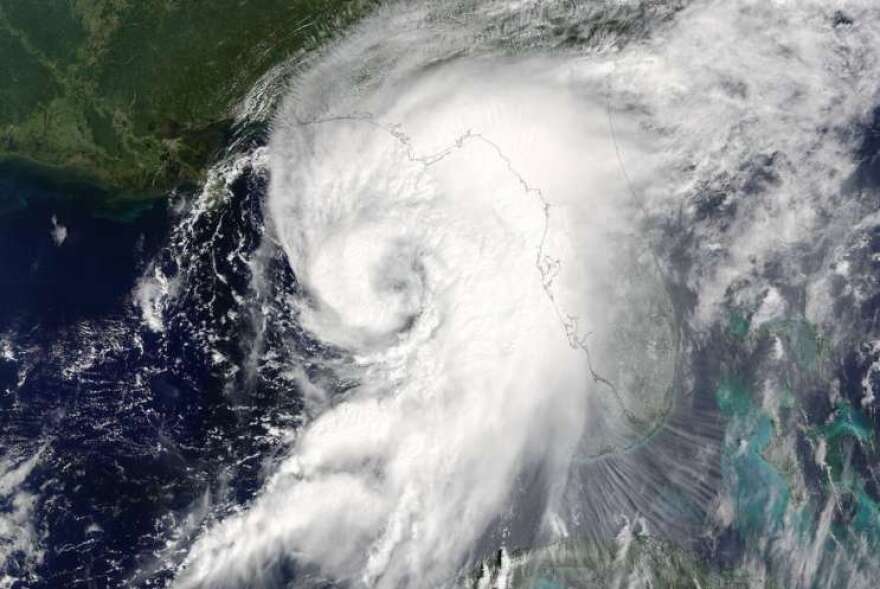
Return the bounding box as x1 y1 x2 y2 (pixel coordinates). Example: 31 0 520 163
3 0 880 587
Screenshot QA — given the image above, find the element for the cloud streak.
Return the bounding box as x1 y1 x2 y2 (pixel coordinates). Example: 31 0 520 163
175 0 880 587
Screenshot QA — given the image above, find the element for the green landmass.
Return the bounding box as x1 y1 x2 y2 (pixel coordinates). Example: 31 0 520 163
0 0 372 200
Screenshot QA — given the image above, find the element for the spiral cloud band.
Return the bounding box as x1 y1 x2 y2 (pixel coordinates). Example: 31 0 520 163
175 0 880 587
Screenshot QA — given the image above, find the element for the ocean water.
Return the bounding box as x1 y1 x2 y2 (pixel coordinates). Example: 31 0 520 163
0 159 167 328
6 2 880 588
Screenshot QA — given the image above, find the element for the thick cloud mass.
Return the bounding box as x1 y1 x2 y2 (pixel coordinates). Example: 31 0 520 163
175 0 880 587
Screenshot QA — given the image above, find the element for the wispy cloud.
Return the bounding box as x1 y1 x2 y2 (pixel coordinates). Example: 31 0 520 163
176 1 880 586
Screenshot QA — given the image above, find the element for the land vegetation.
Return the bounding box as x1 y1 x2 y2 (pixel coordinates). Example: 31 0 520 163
0 0 371 199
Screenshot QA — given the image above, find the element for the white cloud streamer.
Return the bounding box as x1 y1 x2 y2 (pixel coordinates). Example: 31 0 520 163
176 0 880 587
0 448 45 588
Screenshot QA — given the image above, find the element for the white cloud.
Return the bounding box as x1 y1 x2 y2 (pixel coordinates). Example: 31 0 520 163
176 0 880 586
49 215 67 247
0 448 45 589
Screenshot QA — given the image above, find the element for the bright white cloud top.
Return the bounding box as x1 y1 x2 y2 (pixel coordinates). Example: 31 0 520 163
175 1 880 587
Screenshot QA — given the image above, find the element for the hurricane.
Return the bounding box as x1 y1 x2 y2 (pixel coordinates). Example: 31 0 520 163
167 0 880 587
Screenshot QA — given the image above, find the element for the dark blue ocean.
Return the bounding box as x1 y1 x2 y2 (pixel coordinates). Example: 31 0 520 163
0 155 301 588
